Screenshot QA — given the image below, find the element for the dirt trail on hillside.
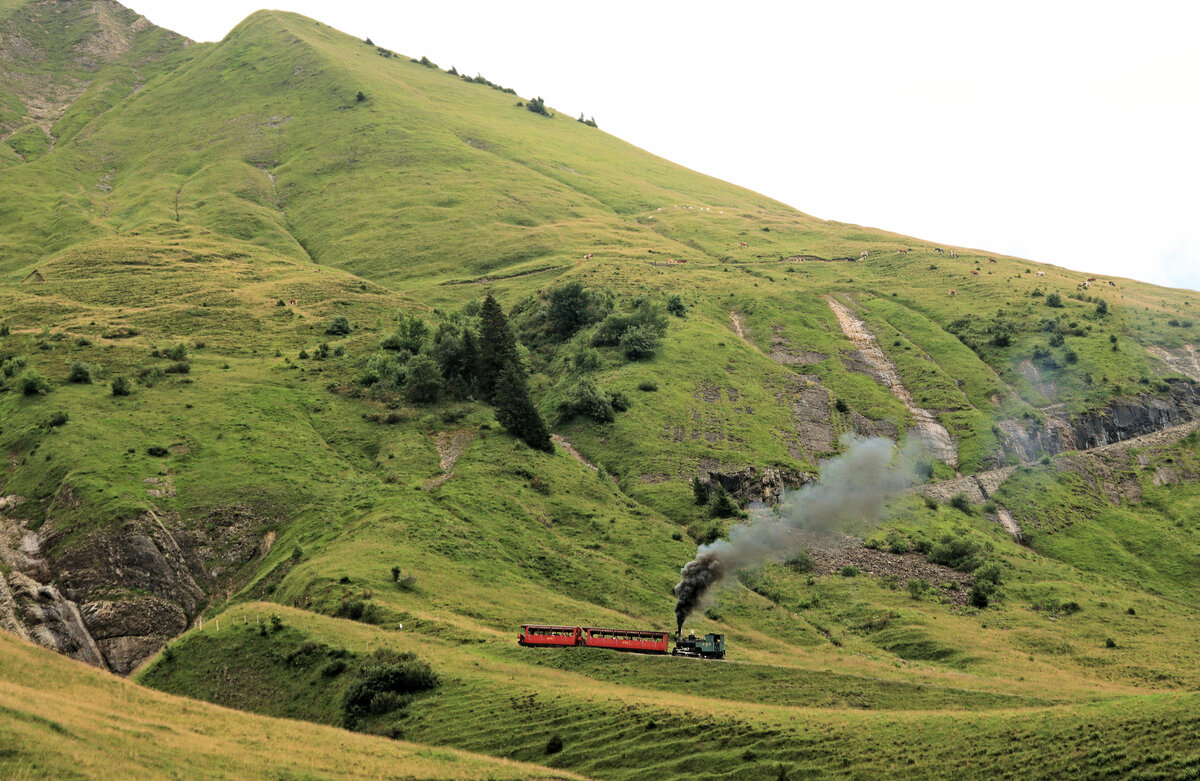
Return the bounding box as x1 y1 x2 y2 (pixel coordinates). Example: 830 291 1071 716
730 311 750 343
552 435 598 471
825 296 958 467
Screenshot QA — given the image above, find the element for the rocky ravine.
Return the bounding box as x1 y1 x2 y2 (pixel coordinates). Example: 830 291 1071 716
0 498 275 674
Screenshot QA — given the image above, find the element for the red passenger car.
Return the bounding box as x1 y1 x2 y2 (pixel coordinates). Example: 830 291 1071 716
518 624 582 647
518 624 669 654
581 627 669 654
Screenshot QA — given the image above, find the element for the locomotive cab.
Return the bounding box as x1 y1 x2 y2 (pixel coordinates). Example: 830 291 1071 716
672 632 725 659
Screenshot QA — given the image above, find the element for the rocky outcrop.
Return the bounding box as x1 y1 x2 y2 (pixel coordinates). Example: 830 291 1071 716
0 503 274 675
995 380 1200 464
698 464 812 505
0 570 108 667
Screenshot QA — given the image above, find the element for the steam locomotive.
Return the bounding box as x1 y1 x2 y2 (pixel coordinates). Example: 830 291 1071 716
518 624 725 659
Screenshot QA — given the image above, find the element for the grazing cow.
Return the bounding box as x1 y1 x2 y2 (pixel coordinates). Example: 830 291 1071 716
1035 271 1046 277
948 289 957 296
949 250 959 258
971 270 980 276
289 298 297 305
1108 280 1116 286
1083 281 1091 288
988 258 997 263
739 241 749 248
860 250 869 258
583 253 594 260
897 249 908 255
1087 277 1096 282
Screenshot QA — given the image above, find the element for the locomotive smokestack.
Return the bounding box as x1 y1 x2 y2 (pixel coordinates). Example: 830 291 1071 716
673 436 918 628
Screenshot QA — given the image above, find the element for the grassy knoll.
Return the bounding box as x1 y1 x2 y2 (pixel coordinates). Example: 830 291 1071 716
0 630 580 780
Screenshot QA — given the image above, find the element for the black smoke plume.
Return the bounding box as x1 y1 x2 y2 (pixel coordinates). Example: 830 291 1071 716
673 436 919 632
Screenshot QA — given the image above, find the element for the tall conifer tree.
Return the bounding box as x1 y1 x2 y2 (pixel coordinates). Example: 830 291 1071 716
494 361 553 452
477 293 518 401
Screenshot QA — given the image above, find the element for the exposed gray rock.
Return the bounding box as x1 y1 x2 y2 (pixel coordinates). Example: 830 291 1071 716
698 465 812 505
995 381 1200 463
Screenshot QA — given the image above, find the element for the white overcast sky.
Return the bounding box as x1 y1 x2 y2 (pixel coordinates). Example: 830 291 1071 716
130 1 1200 292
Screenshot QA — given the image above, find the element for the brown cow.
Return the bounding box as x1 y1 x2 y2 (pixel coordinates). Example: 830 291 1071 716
739 241 749 248
948 289 957 296
971 270 980 275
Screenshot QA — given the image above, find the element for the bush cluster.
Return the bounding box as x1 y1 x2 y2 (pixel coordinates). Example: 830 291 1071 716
341 649 439 727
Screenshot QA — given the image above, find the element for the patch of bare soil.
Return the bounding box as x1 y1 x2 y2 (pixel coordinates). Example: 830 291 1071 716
425 430 475 490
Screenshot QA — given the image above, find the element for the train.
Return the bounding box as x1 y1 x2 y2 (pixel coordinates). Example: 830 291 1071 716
518 624 725 659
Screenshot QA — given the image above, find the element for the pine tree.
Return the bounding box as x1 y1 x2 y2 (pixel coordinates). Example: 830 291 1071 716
494 361 552 452
477 293 518 401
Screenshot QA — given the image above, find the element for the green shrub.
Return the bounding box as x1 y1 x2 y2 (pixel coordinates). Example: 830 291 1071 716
928 534 983 572
45 410 68 427
907 578 930 599
666 294 686 317
1105 637 1117 648
20 370 50 396
637 380 658 392
561 377 615 423
138 366 166 387
341 649 439 726
1 355 27 377
67 362 93 384
326 316 352 336
164 362 190 375
886 531 909 555
840 566 859 577
1045 292 1064 308
404 354 442 404
570 345 602 372
948 493 973 514
147 446 169 457
785 550 814 573
526 96 550 116
165 343 188 361
382 314 428 353
545 734 564 754
0 323 9 336
619 324 661 360
1095 299 1108 316
111 376 132 396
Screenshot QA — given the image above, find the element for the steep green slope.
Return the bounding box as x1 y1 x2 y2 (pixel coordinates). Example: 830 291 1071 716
2 3 1200 779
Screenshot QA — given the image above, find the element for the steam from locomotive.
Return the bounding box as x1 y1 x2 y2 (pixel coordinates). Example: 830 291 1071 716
674 436 919 632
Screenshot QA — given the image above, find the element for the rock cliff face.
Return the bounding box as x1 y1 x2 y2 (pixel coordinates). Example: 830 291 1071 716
995 380 1200 464
698 465 812 505
0 501 273 674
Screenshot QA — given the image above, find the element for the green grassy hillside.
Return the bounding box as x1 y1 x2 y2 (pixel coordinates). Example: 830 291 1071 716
2 2 1200 778
0 629 581 779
